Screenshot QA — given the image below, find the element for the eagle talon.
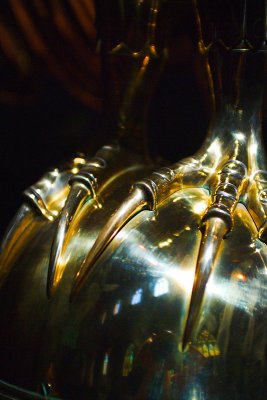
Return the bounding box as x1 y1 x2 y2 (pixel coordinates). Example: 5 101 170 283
47 143 144 296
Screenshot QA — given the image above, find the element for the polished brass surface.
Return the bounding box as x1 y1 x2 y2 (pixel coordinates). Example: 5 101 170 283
0 156 85 288
0 1 267 399
46 0 176 297
23 157 86 222
47 145 148 297
42 189 267 399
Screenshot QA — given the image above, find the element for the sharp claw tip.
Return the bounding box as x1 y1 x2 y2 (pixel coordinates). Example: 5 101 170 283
182 314 195 351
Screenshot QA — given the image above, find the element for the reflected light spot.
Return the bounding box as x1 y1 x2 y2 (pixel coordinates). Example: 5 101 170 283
154 278 169 297
73 157 86 165
116 228 131 242
192 201 207 215
142 55 149 67
249 142 258 156
122 345 135 377
131 288 143 305
173 196 182 203
71 167 79 174
45 180 53 189
192 330 220 358
51 169 59 177
101 312 107 324
158 238 172 248
113 301 121 315
233 272 247 282
204 244 214 263
207 139 221 158
166 268 193 296
54 253 71 286
102 353 109 375
234 132 245 141
206 275 266 313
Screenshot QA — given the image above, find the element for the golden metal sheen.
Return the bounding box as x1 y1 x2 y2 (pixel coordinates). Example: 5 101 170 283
0 1 267 399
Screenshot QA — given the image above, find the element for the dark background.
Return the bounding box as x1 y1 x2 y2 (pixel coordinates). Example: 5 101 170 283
0 0 266 238
0 67 206 238
0 78 101 237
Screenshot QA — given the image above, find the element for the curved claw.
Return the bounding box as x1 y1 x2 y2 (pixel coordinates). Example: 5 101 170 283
182 159 247 349
47 144 130 297
70 166 178 300
69 160 216 301
70 187 150 300
182 217 227 349
47 182 92 298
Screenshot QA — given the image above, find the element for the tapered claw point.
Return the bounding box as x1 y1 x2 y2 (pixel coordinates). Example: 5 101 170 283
182 217 228 349
182 159 246 349
47 182 91 298
70 187 150 301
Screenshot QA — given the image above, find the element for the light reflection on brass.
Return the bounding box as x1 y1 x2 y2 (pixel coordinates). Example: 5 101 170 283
0 1 267 399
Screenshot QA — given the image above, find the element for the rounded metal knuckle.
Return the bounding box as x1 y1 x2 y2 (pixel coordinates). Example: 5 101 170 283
88 157 107 169
259 188 267 204
253 170 267 184
221 159 247 178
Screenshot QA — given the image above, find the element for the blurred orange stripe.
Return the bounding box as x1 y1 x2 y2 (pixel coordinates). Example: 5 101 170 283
9 0 101 109
49 0 99 76
68 0 96 40
0 19 28 70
